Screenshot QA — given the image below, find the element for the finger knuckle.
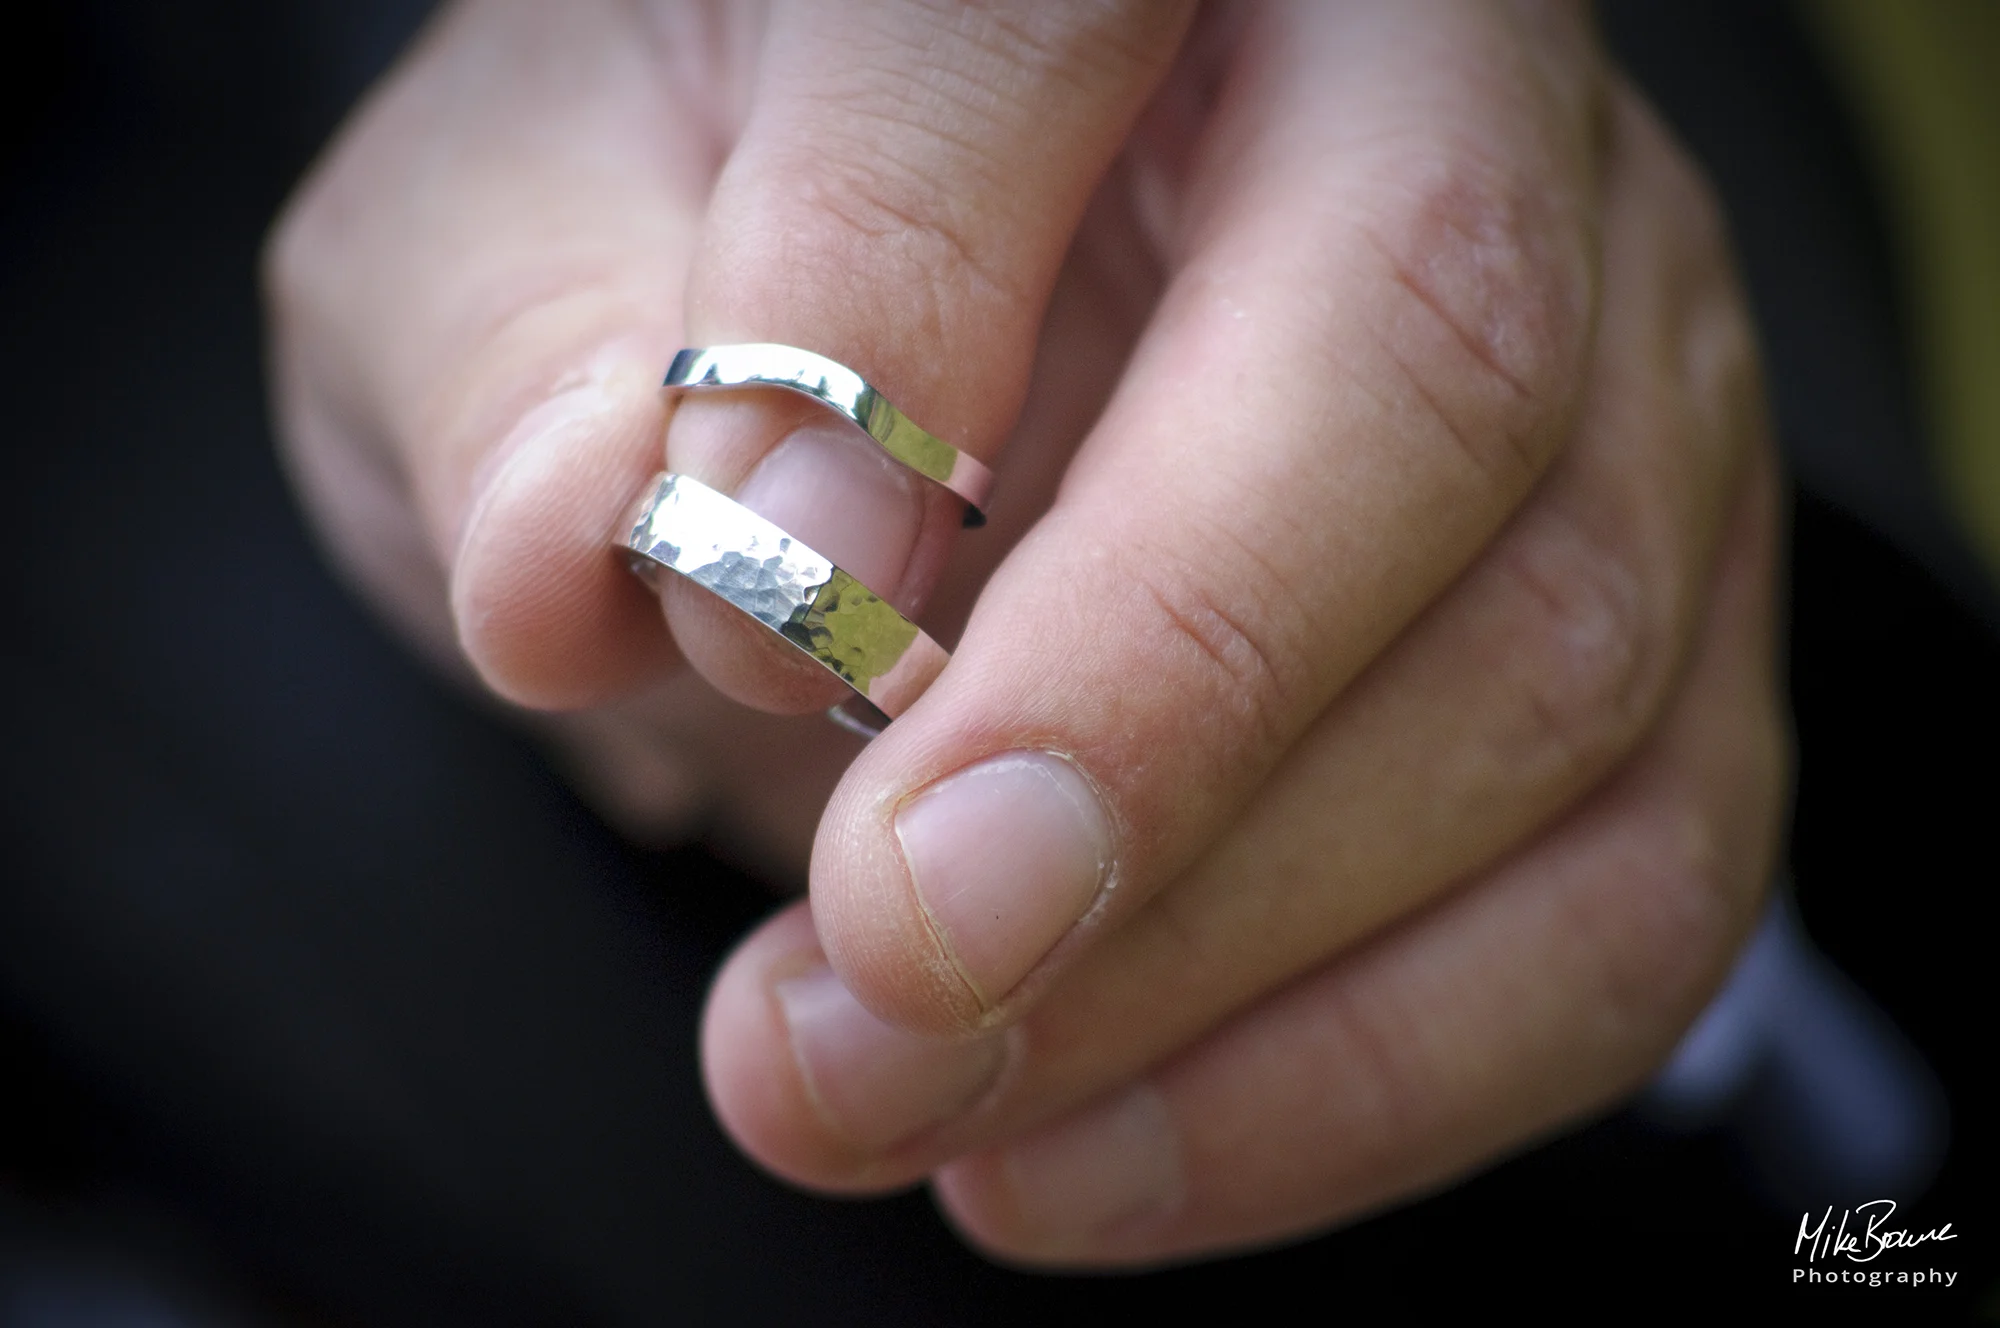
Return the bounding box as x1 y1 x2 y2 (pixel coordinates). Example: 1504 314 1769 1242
261 177 333 327
1641 133 1765 448
739 4 1183 346
820 145 1013 300
1580 843 1721 1044
1126 522 1312 757
966 1 1187 91
735 135 1018 363
1663 152 1729 264
1490 516 1669 785
1565 785 1773 1058
1617 82 1727 258
1354 136 1593 484
1310 977 1448 1172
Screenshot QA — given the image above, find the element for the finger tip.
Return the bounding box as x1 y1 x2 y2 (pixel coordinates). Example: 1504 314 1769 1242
931 1154 1120 1271
929 1154 1022 1255
699 906 926 1196
447 382 680 709
453 524 677 709
936 1079 1191 1271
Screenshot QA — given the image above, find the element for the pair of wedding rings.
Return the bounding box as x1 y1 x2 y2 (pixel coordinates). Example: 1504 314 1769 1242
620 344 991 737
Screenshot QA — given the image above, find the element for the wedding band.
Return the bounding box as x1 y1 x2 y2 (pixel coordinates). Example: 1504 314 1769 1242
623 472 948 734
664 344 993 526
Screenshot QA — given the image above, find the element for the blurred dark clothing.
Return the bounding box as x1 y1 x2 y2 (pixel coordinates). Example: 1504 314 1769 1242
2 2 1995 1322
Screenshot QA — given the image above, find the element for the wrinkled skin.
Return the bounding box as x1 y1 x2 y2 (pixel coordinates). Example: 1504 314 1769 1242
266 0 1785 1265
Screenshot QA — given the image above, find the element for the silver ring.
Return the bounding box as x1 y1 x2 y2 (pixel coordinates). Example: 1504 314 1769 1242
664 344 993 526
623 472 948 735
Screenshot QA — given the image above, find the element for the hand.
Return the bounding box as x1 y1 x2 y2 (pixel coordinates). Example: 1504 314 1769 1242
266 0 1786 1267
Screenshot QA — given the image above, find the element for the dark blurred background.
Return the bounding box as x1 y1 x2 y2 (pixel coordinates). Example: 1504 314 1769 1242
2 1 1994 1322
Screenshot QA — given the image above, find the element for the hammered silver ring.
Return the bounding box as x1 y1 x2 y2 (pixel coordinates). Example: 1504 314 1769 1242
622 473 950 737
624 344 989 735
664 343 992 527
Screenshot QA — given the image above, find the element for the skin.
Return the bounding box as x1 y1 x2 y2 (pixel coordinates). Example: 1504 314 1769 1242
266 0 1785 1267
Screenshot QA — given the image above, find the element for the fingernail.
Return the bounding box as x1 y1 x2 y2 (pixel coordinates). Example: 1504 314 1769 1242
776 965 1005 1154
895 752 1111 1009
732 419 924 596
1002 1084 1184 1245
